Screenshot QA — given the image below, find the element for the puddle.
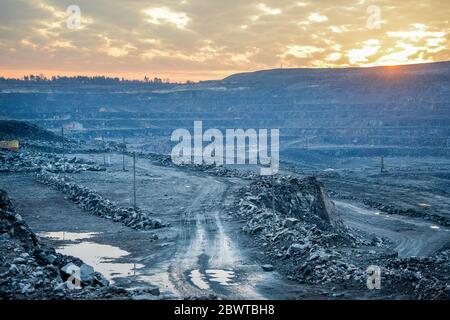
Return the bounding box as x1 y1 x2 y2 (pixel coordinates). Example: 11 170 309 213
205 269 236 286
189 269 210 290
37 231 98 241
430 225 440 230
39 231 145 283
57 241 144 281
188 269 236 289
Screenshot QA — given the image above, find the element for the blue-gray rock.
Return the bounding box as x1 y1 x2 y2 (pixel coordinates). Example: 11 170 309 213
80 263 95 283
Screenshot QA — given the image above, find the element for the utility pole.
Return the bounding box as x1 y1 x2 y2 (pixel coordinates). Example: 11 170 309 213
272 167 276 230
380 155 385 173
133 152 136 208
272 175 275 212
122 137 126 171
272 167 275 213
102 134 106 166
61 127 66 177
447 138 449 157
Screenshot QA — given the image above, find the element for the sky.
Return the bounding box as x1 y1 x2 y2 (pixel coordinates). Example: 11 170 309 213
0 0 449 82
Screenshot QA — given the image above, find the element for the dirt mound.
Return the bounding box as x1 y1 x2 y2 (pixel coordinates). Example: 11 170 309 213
0 120 60 142
245 176 344 230
0 189 13 211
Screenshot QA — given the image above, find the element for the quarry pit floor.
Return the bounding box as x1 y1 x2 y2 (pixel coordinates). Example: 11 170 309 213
1 154 449 299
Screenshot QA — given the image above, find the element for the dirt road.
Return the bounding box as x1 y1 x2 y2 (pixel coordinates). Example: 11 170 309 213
0 155 310 299
335 200 450 257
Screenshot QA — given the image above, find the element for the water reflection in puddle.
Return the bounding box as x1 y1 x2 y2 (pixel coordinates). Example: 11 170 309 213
206 269 236 286
189 269 236 290
189 269 210 290
57 241 144 281
38 232 144 282
37 231 98 241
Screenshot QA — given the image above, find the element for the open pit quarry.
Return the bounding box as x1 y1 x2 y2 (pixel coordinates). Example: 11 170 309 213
1 62 450 300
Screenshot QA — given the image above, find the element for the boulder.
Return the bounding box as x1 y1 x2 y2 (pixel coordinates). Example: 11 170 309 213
60 262 80 281
287 243 310 256
93 272 109 287
80 264 95 283
261 264 274 272
283 218 299 228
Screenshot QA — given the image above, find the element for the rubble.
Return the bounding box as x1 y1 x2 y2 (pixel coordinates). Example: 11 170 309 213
135 151 258 180
235 175 361 285
0 150 105 173
380 253 450 299
237 176 346 233
36 172 168 231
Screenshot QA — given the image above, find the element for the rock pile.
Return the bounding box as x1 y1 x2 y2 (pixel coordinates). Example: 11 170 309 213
0 120 61 142
134 151 259 179
235 176 362 285
0 150 105 173
36 173 167 231
381 253 450 299
244 176 344 229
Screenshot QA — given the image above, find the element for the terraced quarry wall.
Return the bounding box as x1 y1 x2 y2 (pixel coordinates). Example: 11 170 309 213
1 62 449 160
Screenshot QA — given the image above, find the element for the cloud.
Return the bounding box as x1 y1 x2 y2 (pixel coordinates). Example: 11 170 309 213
20 39 38 49
143 7 190 29
329 25 348 33
257 3 282 15
326 52 342 62
387 23 446 42
347 39 381 64
283 45 325 58
0 0 448 81
308 12 328 23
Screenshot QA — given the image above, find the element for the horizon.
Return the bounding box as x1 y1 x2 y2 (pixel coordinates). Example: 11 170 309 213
1 59 449 83
0 1 449 82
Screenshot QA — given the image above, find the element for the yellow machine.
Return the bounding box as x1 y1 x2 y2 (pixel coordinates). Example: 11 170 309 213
0 140 19 152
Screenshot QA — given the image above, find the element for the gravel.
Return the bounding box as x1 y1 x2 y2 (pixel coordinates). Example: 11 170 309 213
0 149 105 173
